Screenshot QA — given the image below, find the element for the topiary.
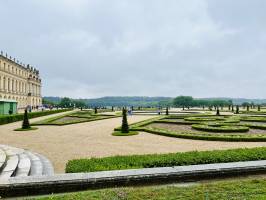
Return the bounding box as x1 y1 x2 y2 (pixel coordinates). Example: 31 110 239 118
121 108 129 133
22 109 30 129
94 107 97 114
236 105 239 114
216 108 220 116
258 105 261 111
166 107 169 115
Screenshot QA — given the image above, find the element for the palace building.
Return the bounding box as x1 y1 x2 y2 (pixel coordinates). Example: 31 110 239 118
0 52 42 112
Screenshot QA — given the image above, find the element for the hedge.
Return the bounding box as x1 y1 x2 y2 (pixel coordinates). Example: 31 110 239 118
0 109 72 125
66 147 266 173
191 124 249 133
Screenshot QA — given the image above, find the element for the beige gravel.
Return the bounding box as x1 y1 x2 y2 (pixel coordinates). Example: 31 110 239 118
1 112 266 173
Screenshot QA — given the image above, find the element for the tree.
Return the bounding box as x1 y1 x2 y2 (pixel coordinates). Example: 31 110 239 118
258 105 261 111
166 107 169 115
173 96 193 108
216 107 220 116
22 109 30 129
121 108 129 133
236 105 239 114
59 97 72 108
94 107 98 114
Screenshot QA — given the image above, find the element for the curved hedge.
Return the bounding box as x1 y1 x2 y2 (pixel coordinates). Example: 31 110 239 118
192 124 249 133
184 117 224 122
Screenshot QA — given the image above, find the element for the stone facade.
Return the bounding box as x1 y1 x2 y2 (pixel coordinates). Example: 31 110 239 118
0 52 42 110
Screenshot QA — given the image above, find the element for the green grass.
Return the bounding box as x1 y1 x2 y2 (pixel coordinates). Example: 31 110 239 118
36 178 266 200
66 147 266 173
117 115 266 141
112 131 139 136
191 124 249 133
14 127 38 131
0 109 72 125
32 111 120 126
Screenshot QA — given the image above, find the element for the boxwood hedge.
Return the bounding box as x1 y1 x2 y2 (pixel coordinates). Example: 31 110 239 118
0 109 72 125
66 147 266 173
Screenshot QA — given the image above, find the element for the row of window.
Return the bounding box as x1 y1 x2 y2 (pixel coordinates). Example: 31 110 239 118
0 75 41 96
0 59 41 83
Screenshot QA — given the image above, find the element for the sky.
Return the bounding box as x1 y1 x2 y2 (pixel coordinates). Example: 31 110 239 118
1 0 266 99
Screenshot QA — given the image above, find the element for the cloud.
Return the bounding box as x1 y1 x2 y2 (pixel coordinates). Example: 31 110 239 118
0 0 265 98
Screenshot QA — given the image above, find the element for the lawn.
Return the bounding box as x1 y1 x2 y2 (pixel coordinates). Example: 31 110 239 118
37 178 266 200
116 114 266 141
32 110 120 126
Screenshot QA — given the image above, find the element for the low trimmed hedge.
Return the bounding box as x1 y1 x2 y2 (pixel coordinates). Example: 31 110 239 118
0 109 72 125
66 147 266 173
192 124 249 133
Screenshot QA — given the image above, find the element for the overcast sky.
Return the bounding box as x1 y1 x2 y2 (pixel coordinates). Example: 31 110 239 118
1 0 266 98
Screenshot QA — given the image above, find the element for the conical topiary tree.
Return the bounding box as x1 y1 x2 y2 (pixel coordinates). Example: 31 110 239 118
216 108 220 116
166 107 169 115
121 108 129 133
236 105 239 114
258 105 261 111
22 109 30 129
94 107 97 114
247 105 250 112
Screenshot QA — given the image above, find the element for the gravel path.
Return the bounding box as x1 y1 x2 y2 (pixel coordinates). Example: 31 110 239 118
1 112 266 173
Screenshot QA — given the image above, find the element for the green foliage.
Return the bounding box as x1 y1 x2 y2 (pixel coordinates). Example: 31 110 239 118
173 96 232 108
66 147 266 173
173 96 193 107
191 124 249 133
236 105 239 114
32 111 118 126
94 107 97 114
121 108 129 133
0 109 72 125
22 109 30 129
166 107 169 115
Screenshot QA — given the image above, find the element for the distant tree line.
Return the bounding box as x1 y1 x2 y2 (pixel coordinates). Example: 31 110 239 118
172 96 232 109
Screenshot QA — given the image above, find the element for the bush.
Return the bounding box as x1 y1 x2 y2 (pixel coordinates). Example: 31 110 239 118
121 108 129 133
0 109 72 125
192 124 249 133
65 147 266 173
22 109 30 129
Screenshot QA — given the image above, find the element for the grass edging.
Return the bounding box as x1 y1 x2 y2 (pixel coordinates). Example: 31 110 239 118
14 127 38 131
66 147 266 173
112 131 139 136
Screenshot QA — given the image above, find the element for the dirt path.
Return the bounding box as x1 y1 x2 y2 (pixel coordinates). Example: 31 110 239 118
1 113 266 173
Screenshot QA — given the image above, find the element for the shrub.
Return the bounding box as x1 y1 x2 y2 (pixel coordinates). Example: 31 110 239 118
0 109 71 125
191 124 249 133
166 107 169 115
94 107 98 114
65 147 266 173
121 108 129 133
216 108 220 116
236 105 239 114
22 109 30 129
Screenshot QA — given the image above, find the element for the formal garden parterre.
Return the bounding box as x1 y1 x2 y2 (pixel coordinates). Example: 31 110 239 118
113 113 266 141
32 110 121 126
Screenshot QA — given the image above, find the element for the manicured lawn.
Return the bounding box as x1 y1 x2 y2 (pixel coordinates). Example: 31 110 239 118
32 110 120 126
37 178 266 200
117 114 266 141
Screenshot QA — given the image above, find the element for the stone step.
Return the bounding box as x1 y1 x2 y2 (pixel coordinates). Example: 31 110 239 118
25 151 43 176
35 153 54 176
15 153 31 177
0 148 7 170
0 155 19 179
